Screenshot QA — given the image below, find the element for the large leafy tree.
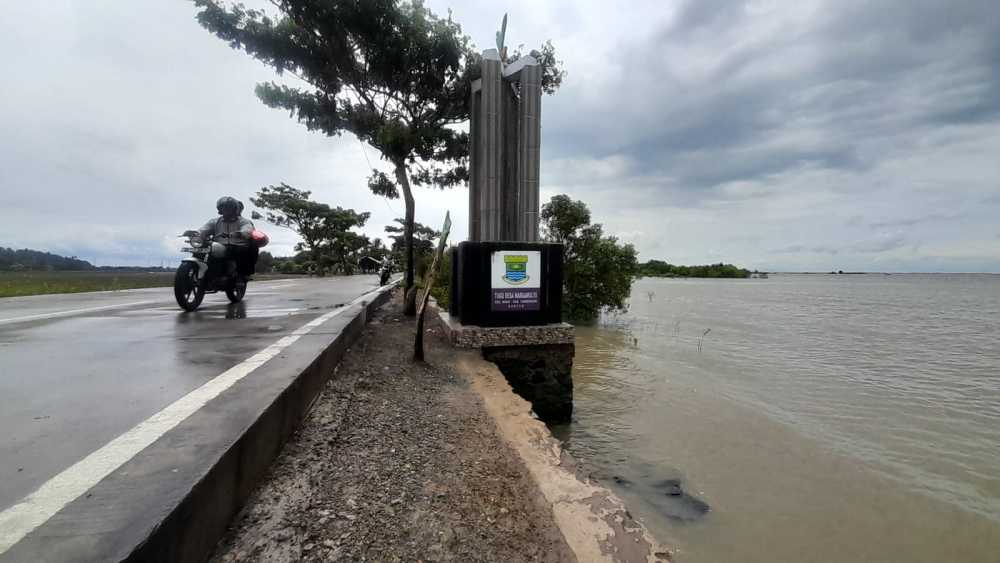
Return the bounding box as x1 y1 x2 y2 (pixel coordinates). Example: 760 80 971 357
251 183 370 275
193 0 563 313
541 195 639 322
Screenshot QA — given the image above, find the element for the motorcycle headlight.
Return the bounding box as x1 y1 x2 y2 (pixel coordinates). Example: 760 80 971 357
210 242 228 259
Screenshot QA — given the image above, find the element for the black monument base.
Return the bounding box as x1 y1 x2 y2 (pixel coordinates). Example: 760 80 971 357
449 241 563 327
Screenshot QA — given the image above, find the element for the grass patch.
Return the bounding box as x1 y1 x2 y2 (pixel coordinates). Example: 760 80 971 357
0 271 175 298
0 271 303 298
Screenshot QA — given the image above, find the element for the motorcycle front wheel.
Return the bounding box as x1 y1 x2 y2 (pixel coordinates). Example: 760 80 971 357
225 280 246 303
174 262 205 311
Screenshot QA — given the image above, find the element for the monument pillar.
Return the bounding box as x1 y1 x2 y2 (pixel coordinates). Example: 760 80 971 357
449 44 572 423
468 49 542 243
515 62 542 242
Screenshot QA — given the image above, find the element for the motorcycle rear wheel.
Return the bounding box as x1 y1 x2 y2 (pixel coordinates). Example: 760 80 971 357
174 262 205 311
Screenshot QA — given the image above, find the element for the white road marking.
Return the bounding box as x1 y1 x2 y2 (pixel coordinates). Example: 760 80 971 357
0 301 158 326
0 284 389 553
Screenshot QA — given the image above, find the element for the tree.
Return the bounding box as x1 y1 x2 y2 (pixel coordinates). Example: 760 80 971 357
194 1 563 313
541 195 639 322
358 238 390 273
638 260 750 278
251 184 370 275
251 184 332 266
384 218 439 256
257 251 275 273
0 247 94 271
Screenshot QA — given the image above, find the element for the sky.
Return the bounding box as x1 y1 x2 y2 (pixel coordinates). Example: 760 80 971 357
1 0 999 272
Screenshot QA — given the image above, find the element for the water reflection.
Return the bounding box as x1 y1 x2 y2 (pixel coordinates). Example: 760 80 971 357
225 301 247 319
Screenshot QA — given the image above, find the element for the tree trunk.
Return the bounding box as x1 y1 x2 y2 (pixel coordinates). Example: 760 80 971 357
395 162 417 316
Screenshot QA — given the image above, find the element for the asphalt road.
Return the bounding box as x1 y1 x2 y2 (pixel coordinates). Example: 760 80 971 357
0 276 382 515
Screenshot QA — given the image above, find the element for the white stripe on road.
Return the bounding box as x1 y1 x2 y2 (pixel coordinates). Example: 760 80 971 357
0 284 389 553
0 301 158 326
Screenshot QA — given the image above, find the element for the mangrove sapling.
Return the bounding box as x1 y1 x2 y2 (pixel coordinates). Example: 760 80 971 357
414 213 451 362
698 328 711 352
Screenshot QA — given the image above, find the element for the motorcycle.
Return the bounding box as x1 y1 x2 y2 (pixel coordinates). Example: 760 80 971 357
173 230 248 312
379 261 393 286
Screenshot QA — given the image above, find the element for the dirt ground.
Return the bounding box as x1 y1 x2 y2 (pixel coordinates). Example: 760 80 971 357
211 292 576 562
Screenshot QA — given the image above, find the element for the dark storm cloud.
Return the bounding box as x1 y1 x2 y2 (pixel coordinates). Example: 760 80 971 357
522 0 1000 271
545 0 1000 194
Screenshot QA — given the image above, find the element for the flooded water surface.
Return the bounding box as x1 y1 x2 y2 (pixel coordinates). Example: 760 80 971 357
552 274 1000 563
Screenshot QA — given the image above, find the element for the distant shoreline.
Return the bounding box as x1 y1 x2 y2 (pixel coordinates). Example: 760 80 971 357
640 271 999 277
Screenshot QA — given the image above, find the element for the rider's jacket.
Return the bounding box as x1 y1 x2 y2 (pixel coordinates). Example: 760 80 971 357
199 216 255 247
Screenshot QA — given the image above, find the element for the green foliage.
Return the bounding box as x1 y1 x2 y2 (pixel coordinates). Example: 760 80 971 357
384 218 439 256
427 247 451 309
413 245 451 308
0 247 94 271
256 251 275 273
541 195 638 322
273 258 304 274
358 237 390 272
639 260 750 278
539 195 590 244
251 184 371 275
0 271 173 298
193 0 564 297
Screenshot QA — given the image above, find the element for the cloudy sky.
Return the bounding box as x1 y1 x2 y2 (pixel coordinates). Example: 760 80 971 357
2 0 999 272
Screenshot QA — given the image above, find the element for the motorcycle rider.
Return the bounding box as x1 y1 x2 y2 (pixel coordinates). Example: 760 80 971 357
379 255 394 285
199 196 258 284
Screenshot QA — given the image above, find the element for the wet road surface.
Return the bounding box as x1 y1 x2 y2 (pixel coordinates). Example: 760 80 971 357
0 276 381 513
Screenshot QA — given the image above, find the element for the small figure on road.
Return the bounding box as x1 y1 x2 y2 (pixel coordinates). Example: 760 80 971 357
379 256 394 286
199 196 259 284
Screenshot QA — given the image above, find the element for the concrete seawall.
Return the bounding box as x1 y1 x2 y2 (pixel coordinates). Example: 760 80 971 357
454 352 671 562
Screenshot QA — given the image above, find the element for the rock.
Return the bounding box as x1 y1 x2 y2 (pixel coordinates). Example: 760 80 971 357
653 478 710 521
612 475 632 488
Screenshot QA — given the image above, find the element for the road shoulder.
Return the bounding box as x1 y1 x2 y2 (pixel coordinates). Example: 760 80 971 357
212 294 575 562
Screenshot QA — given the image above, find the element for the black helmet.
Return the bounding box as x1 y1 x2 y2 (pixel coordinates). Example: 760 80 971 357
216 196 239 216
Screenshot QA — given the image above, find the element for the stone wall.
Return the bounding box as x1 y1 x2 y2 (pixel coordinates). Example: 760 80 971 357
482 344 574 423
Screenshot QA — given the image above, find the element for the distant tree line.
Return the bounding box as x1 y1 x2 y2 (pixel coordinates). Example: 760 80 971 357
639 260 750 278
0 248 95 271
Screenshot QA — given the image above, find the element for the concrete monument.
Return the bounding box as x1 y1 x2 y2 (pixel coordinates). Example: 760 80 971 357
442 24 575 422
